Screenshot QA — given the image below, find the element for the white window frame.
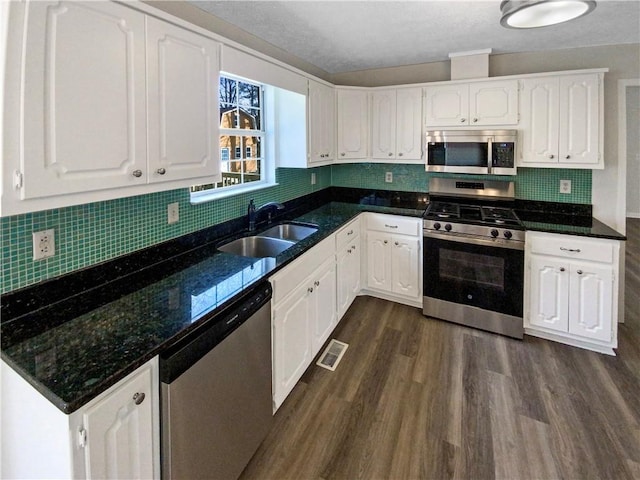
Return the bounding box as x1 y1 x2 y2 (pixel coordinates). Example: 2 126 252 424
191 75 278 204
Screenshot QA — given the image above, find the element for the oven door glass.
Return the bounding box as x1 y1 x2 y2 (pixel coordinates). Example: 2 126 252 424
427 141 489 173
423 236 524 317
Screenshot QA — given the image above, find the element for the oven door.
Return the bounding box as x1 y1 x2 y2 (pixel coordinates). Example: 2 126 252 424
423 232 524 336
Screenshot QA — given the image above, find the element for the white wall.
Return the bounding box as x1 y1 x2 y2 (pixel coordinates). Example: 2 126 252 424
626 86 640 218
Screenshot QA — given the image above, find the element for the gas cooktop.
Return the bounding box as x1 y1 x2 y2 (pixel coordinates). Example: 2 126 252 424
424 201 523 228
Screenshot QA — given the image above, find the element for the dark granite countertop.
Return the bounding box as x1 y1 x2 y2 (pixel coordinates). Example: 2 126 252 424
516 210 626 240
0 201 423 414
0 190 624 414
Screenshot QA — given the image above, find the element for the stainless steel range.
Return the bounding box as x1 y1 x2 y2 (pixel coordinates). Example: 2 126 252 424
422 178 525 338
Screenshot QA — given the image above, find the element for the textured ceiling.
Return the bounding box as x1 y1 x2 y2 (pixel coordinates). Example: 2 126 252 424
189 0 640 74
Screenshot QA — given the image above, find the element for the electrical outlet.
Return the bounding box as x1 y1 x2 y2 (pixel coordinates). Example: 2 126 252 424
559 179 572 194
385 172 393 183
168 202 179 224
311 172 317 185
33 229 55 261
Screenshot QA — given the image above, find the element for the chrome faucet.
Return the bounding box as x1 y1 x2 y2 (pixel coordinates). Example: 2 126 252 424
248 200 285 232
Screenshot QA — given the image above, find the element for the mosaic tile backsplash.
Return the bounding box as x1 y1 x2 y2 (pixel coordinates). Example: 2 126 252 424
1 167 330 294
1 165 590 294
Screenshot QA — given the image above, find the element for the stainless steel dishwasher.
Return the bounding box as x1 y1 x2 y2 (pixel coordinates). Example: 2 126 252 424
160 282 273 480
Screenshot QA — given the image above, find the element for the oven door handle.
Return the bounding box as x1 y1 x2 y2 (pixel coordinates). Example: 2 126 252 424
423 230 525 251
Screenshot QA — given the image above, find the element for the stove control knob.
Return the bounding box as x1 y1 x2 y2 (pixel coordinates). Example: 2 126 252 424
444 224 452 232
490 229 499 238
504 230 513 239
433 222 441 230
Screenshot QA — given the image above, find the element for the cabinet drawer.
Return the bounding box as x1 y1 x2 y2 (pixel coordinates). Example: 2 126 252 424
366 214 420 236
336 216 361 248
270 236 335 304
527 233 614 264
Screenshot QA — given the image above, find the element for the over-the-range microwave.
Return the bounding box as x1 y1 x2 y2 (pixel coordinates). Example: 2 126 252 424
425 130 517 175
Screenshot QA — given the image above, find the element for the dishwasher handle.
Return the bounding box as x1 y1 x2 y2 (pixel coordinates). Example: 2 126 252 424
160 282 272 384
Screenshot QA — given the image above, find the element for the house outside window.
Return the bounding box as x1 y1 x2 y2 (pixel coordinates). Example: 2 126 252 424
192 75 264 193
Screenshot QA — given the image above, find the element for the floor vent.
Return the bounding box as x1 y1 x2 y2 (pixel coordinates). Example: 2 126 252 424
316 339 349 371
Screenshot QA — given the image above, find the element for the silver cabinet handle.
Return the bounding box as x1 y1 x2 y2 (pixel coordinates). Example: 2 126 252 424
132 170 143 178
565 155 571 159
351 245 356 250
388 152 393 156
549 154 555 159
472 118 478 123
341 152 345 157
577 270 583 275
133 392 145 405
314 280 320 287
398 152 403 157
383 240 388 245
308 287 314 293
385 224 398 229
347 249 352 253
348 230 354 235
156 168 166 175
460 118 466 123
560 247 581 253
560 267 565 272
394 241 399 246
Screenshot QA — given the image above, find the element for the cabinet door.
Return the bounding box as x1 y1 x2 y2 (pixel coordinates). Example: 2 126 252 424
371 90 396 159
528 256 569 332
337 89 368 159
311 260 338 354
395 88 423 160
391 235 420 298
519 77 560 165
337 236 361 319
366 231 392 292
558 74 600 165
272 286 312 409
21 1 147 198
469 80 519 126
424 84 469 127
146 17 220 183
569 263 613 342
82 364 154 479
308 80 334 164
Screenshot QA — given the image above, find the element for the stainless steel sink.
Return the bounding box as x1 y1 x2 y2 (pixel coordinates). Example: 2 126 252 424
259 223 318 241
218 236 295 258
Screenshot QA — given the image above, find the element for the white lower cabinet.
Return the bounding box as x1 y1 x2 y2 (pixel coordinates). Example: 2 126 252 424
525 232 620 354
363 214 422 306
270 237 337 411
1 357 160 479
336 218 362 319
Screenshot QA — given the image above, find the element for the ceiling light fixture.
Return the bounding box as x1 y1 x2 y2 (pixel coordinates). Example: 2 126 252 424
500 0 597 29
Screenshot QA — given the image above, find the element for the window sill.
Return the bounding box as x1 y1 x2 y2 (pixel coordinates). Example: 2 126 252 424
190 181 279 205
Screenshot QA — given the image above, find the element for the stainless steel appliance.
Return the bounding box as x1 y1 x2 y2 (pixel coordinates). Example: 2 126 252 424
160 282 273 480
426 129 517 175
423 178 524 338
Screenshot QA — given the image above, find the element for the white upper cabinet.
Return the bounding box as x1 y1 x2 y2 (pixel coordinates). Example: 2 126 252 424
2 1 221 216
146 17 220 183
424 84 469 127
424 80 518 127
308 79 335 165
336 88 369 160
20 1 148 199
519 73 602 168
371 88 423 162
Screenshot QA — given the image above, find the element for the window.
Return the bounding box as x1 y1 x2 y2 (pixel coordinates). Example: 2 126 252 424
191 75 265 195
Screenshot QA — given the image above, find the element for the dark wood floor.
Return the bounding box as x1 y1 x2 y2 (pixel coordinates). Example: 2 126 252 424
242 220 640 480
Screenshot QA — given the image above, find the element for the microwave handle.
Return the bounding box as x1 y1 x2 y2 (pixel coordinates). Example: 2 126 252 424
487 136 493 174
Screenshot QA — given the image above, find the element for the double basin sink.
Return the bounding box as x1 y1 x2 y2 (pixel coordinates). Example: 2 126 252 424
218 223 318 258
